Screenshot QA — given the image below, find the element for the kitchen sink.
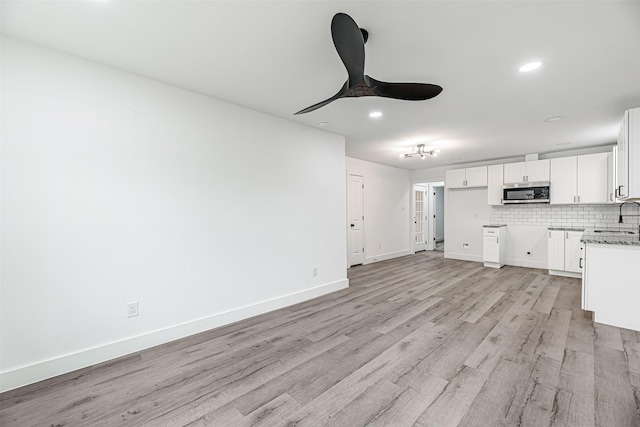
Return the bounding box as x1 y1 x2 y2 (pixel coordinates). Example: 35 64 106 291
593 230 638 235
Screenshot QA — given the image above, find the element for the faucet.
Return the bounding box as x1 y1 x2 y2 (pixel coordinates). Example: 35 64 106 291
618 201 640 234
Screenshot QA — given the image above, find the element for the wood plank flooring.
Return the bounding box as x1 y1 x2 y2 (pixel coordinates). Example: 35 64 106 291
2 251 640 426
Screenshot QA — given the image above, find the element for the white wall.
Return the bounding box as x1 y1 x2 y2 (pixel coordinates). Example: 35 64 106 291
345 157 411 263
444 188 491 262
1 37 348 391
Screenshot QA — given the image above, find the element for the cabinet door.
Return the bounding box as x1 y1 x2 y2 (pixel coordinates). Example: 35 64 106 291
483 235 499 263
608 151 616 203
487 164 504 205
565 231 584 273
445 169 466 189
628 107 640 199
550 157 577 204
465 166 488 187
548 230 565 271
503 162 526 184
525 159 550 182
617 113 629 198
577 153 609 204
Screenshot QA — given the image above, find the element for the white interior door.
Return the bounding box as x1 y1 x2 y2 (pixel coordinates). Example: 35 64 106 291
413 185 427 252
348 174 364 266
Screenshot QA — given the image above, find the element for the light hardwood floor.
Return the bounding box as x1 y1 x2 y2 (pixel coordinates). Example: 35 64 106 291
2 251 640 426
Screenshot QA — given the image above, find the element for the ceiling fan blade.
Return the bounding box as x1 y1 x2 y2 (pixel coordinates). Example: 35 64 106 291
366 76 443 101
294 81 349 115
331 13 365 86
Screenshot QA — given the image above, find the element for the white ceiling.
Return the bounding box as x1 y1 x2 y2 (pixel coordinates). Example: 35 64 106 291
2 1 640 170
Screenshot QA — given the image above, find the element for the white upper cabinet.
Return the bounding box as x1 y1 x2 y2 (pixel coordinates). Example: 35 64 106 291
550 157 577 204
445 166 487 189
577 153 611 203
465 166 488 187
487 164 504 205
551 153 610 204
503 162 526 184
503 159 550 184
617 107 640 200
525 159 550 182
445 168 466 188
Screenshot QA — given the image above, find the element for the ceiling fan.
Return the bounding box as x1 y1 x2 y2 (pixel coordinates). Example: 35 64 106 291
295 13 443 115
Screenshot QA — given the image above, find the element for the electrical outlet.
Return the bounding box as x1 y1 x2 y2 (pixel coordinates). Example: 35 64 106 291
127 302 139 318
312 267 318 277
463 243 470 250
526 251 533 257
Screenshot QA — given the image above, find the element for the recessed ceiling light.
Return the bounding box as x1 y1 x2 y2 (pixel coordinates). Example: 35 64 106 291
369 111 383 118
545 116 565 122
317 121 328 128
519 61 542 72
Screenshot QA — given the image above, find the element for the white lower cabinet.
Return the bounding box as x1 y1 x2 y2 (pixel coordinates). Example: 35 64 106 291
548 229 583 277
483 226 506 268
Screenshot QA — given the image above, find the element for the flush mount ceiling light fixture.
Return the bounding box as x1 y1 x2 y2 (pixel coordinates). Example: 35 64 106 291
369 111 383 118
399 144 440 159
519 61 542 72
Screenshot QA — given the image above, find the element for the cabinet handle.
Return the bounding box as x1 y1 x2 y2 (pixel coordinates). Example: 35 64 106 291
577 195 580 203
579 258 583 269
548 231 551 238
496 237 499 244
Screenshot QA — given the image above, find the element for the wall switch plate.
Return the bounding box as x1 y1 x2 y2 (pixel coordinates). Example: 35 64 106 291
312 267 318 277
127 302 139 318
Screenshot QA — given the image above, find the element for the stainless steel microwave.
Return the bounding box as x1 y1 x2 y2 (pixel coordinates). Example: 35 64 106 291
503 182 550 204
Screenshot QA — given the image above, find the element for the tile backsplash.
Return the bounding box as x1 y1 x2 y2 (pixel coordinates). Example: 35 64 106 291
490 203 640 230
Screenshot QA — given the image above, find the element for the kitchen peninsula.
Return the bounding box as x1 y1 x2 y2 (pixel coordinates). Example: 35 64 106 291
581 229 640 331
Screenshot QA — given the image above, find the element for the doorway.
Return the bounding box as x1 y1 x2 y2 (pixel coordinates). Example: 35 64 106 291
433 185 445 251
413 181 445 252
347 174 364 266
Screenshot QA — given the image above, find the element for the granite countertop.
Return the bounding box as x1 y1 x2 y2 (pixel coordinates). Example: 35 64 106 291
580 229 640 246
483 224 507 228
548 227 585 231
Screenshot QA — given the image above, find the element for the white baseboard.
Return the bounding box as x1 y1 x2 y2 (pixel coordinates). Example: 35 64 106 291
506 257 547 270
444 251 483 263
548 269 582 279
0 279 349 393
364 249 412 264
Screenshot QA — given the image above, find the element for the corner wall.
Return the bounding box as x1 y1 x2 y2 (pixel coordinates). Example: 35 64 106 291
1 37 348 391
